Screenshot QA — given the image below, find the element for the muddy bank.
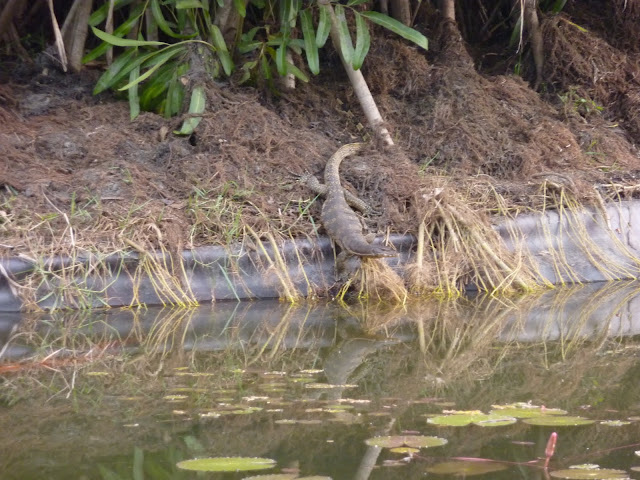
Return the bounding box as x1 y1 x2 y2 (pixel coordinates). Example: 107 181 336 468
3 4 640 305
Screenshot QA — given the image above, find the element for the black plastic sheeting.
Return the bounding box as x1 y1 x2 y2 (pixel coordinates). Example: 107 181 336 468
1 201 640 311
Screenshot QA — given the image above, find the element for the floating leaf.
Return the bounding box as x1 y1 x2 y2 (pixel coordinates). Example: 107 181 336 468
365 435 447 449
177 457 276 472
241 475 297 480
600 420 631 427
389 447 419 454
523 416 595 427
175 372 215 376
549 467 629 479
427 412 516 427
491 403 567 418
305 383 357 389
426 461 507 476
275 419 323 425
163 394 188 401
290 377 316 384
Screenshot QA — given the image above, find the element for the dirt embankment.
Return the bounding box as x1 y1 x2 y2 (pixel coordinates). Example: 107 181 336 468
1 2 640 299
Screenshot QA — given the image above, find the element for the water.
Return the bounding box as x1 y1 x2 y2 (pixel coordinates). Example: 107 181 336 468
2 282 640 479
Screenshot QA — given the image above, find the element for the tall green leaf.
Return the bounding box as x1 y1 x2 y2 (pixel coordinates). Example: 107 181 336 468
118 47 182 90
139 61 176 109
175 0 203 8
91 26 167 47
128 65 141 120
233 0 246 17
93 47 139 94
174 85 207 135
352 12 370 70
335 5 354 65
83 3 146 63
300 9 319 75
210 24 234 75
275 43 287 76
150 0 195 38
165 77 183 118
286 60 309 83
316 6 331 48
360 11 428 50
88 0 134 26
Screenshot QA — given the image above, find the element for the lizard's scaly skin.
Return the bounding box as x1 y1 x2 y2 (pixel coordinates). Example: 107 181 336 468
320 144 396 257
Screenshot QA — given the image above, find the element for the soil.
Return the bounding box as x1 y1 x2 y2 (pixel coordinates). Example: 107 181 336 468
2 4 640 275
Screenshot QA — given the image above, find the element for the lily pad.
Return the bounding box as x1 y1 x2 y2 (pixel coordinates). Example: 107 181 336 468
523 416 595 427
599 420 631 427
490 403 567 418
549 467 629 479
365 435 448 449
427 412 516 427
425 460 508 475
177 457 276 472
241 475 298 480
389 447 420 454
304 383 357 389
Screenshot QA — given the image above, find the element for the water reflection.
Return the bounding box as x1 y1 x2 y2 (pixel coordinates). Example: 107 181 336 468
2 283 640 479
3 281 640 362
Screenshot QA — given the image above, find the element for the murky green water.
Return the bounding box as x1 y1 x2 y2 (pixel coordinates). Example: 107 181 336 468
2 282 640 479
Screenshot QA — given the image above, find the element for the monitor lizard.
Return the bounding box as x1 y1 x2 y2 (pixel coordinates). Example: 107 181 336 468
305 143 397 258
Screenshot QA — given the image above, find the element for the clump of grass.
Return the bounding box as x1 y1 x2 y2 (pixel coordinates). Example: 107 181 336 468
339 258 408 304
409 181 540 297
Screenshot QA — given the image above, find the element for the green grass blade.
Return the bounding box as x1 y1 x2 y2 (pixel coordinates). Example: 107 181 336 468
352 12 370 70
360 11 428 50
300 9 319 75
335 5 353 65
316 6 330 48
90 26 167 47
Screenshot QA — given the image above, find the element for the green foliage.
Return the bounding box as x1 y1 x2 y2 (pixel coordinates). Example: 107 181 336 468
86 1 429 126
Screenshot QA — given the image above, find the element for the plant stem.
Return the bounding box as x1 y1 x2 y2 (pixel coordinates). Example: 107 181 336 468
319 0 394 146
